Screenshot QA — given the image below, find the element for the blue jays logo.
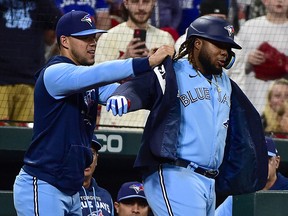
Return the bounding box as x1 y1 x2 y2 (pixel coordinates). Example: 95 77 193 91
81 14 93 27
224 25 234 37
129 183 144 194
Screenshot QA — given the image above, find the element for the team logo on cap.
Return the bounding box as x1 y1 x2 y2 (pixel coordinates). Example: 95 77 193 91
224 25 234 37
81 14 93 27
129 183 144 194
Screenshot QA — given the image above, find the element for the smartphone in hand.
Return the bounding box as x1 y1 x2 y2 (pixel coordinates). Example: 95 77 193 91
133 29 146 49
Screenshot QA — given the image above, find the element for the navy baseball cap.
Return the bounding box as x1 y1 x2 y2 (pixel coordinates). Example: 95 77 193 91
91 134 102 152
56 10 107 39
117 181 146 202
265 136 278 157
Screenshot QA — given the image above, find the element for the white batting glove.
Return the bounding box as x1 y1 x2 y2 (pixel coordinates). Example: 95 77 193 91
106 96 130 116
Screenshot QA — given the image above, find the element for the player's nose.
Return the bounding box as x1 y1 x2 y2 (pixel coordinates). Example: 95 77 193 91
131 203 141 213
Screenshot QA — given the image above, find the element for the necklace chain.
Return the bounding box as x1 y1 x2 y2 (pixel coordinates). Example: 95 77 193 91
196 70 222 93
205 76 222 93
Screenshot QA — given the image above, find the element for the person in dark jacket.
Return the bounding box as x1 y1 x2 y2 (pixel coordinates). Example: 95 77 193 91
106 16 268 216
80 134 114 216
13 10 174 216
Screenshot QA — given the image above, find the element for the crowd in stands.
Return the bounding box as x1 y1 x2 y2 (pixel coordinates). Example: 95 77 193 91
0 1 287 131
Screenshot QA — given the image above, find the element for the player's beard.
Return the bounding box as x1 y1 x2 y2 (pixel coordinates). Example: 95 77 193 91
71 48 94 66
198 49 222 75
128 10 151 25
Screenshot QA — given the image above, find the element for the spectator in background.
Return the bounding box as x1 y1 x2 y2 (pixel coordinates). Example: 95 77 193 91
95 0 174 131
262 79 288 135
80 134 114 216
0 0 61 126
228 0 288 114
114 181 150 216
55 0 112 30
215 136 288 215
278 101 288 138
95 0 174 63
149 0 182 41
175 0 229 55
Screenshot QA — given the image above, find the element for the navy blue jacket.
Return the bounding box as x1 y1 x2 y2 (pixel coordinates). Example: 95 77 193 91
112 57 268 196
23 56 96 195
79 178 114 216
270 173 288 190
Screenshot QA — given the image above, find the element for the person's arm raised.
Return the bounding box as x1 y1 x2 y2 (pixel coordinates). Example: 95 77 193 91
148 45 175 68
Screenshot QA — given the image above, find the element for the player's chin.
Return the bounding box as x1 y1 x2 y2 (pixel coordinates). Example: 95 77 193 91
211 67 223 75
84 58 95 66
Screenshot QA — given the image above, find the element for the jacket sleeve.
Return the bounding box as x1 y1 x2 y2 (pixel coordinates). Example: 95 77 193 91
215 79 268 197
111 69 159 111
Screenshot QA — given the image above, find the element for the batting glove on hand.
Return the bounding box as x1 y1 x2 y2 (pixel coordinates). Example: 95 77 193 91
106 96 130 116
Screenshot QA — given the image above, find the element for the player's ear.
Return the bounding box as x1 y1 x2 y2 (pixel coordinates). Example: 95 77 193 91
114 202 120 213
194 38 202 50
275 156 280 169
60 36 69 49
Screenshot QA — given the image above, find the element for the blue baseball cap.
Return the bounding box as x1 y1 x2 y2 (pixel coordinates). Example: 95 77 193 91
56 10 107 39
91 134 102 151
117 181 146 202
265 136 278 157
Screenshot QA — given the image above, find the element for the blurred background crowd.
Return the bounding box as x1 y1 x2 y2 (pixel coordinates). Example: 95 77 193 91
0 0 287 139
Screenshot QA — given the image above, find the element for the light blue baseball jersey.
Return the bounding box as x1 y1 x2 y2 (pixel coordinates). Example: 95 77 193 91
174 59 232 170
110 57 266 216
144 59 232 216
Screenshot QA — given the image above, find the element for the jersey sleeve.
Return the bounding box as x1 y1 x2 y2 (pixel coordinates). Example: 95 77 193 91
44 58 151 99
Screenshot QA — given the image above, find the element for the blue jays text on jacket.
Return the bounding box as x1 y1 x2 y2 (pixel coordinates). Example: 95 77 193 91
79 178 114 216
112 57 268 196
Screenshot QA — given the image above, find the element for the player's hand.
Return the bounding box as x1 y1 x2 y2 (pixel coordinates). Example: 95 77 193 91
248 49 265 66
148 47 158 57
106 96 130 116
148 45 175 67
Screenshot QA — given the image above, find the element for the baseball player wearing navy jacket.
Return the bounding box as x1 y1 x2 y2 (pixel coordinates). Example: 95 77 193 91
106 16 268 216
13 10 174 216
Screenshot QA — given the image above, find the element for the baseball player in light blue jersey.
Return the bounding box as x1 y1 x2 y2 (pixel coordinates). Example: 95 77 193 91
106 16 268 216
13 10 174 216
